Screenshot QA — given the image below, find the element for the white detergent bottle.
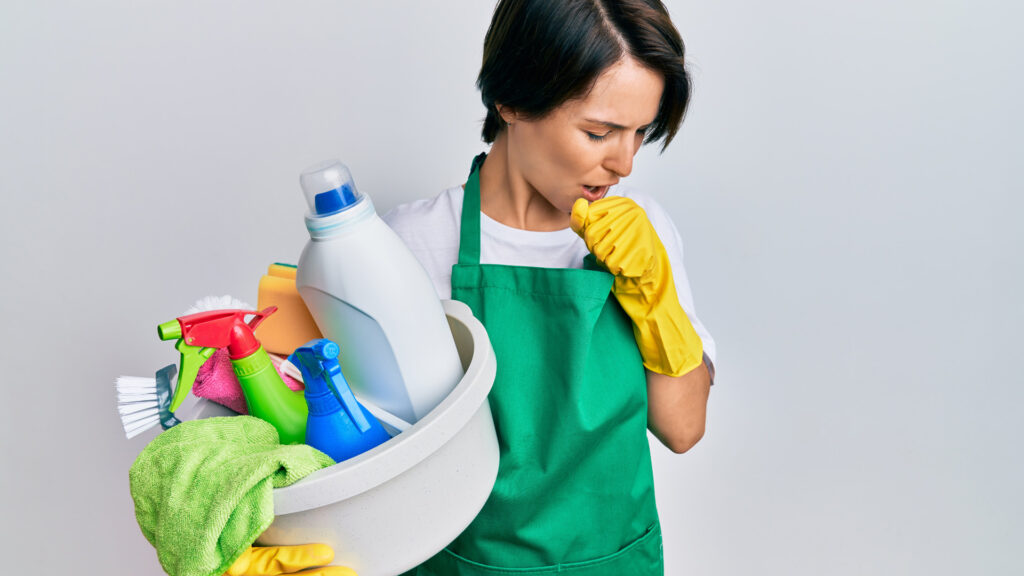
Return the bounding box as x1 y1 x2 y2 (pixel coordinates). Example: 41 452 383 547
295 159 464 424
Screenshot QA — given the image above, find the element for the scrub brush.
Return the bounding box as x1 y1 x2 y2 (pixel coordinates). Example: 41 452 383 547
115 295 251 439
116 365 181 439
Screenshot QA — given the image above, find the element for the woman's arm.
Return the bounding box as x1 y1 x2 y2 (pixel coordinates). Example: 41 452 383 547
570 194 715 453
646 361 711 453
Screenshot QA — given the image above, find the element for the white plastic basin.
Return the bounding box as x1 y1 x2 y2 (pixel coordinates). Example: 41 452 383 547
184 299 498 575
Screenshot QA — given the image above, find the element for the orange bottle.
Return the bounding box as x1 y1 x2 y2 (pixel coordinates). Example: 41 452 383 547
254 263 323 356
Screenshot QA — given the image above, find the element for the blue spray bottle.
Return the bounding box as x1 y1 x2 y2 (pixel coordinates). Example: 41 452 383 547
288 338 391 463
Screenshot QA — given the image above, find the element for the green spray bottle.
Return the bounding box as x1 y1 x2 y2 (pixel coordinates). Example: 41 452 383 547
157 306 309 444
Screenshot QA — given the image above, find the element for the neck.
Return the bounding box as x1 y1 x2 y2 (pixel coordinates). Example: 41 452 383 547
478 134 570 231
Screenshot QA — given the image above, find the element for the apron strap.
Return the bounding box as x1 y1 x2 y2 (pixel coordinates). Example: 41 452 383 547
458 153 487 267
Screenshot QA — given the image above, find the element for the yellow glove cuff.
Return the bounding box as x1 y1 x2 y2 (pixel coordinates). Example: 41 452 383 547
615 271 704 377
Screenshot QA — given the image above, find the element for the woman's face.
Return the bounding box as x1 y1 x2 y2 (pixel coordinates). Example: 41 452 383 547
504 56 665 214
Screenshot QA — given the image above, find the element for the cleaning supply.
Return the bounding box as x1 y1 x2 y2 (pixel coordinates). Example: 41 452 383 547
129 416 335 576
279 357 412 433
116 295 265 439
296 159 464 424
571 196 704 376
116 364 183 439
158 306 309 444
255 263 323 356
289 338 391 463
193 349 304 415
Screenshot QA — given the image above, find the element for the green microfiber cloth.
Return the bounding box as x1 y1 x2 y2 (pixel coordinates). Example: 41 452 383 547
129 416 335 576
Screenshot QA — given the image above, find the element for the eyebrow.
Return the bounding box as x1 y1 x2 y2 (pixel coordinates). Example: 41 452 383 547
584 118 654 131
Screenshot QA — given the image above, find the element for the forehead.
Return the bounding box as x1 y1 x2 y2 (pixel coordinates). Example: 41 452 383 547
562 57 665 125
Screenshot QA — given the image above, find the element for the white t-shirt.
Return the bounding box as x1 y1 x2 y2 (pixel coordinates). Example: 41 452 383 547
383 185 717 365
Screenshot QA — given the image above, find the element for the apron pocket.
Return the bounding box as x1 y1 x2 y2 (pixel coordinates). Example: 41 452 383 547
421 522 663 575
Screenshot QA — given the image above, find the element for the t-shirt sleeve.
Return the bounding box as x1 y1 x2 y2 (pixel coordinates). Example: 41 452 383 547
381 189 462 300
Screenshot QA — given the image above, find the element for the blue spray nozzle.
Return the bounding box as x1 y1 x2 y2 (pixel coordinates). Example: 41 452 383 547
288 338 391 462
289 339 340 382
290 338 370 430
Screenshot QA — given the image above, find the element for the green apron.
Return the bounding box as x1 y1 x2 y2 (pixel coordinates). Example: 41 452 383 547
414 155 663 575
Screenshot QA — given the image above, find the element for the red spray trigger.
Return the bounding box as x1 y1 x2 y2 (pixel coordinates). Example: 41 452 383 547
177 307 278 359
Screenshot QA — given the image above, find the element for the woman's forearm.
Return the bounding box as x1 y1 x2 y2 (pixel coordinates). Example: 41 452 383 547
646 362 711 453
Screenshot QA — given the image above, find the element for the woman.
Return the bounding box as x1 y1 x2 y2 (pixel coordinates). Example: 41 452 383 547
227 1 714 574
386 1 716 573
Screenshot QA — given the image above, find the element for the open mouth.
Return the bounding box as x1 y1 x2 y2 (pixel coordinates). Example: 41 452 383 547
581 185 609 201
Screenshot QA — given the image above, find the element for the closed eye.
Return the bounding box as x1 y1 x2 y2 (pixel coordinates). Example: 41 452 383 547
586 131 611 142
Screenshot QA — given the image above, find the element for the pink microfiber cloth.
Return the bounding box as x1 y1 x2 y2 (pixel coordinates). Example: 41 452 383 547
194 349 304 414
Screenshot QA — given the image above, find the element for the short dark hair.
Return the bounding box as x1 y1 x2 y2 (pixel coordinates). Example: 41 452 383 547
477 0 691 151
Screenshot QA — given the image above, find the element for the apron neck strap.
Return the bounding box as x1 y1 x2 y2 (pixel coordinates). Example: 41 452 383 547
458 153 487 266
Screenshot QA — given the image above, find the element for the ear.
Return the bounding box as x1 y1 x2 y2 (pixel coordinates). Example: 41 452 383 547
495 103 518 125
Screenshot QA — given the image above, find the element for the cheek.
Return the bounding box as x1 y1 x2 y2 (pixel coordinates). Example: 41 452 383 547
521 127 575 181
542 131 596 178
516 122 598 198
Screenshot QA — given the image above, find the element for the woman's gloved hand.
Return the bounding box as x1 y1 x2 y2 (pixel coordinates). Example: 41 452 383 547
571 197 703 377
224 544 356 576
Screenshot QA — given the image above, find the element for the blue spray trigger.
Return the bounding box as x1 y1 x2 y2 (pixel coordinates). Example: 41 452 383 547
321 360 372 432
291 339 372 432
288 338 390 463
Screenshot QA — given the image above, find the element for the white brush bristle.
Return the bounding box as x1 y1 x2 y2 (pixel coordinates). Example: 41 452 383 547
122 411 159 435
184 294 252 316
116 375 161 439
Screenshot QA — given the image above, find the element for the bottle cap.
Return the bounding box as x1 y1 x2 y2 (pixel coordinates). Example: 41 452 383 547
300 159 363 217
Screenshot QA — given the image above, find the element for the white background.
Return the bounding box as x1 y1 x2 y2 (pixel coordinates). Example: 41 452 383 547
1 1 1021 574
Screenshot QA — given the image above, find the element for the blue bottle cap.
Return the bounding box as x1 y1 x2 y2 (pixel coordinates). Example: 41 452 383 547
314 184 359 216
300 160 363 217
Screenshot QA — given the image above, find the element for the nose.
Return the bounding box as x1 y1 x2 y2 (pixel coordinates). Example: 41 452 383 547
603 133 637 178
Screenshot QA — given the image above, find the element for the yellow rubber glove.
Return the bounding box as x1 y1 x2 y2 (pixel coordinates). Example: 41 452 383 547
571 197 703 377
224 544 357 576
